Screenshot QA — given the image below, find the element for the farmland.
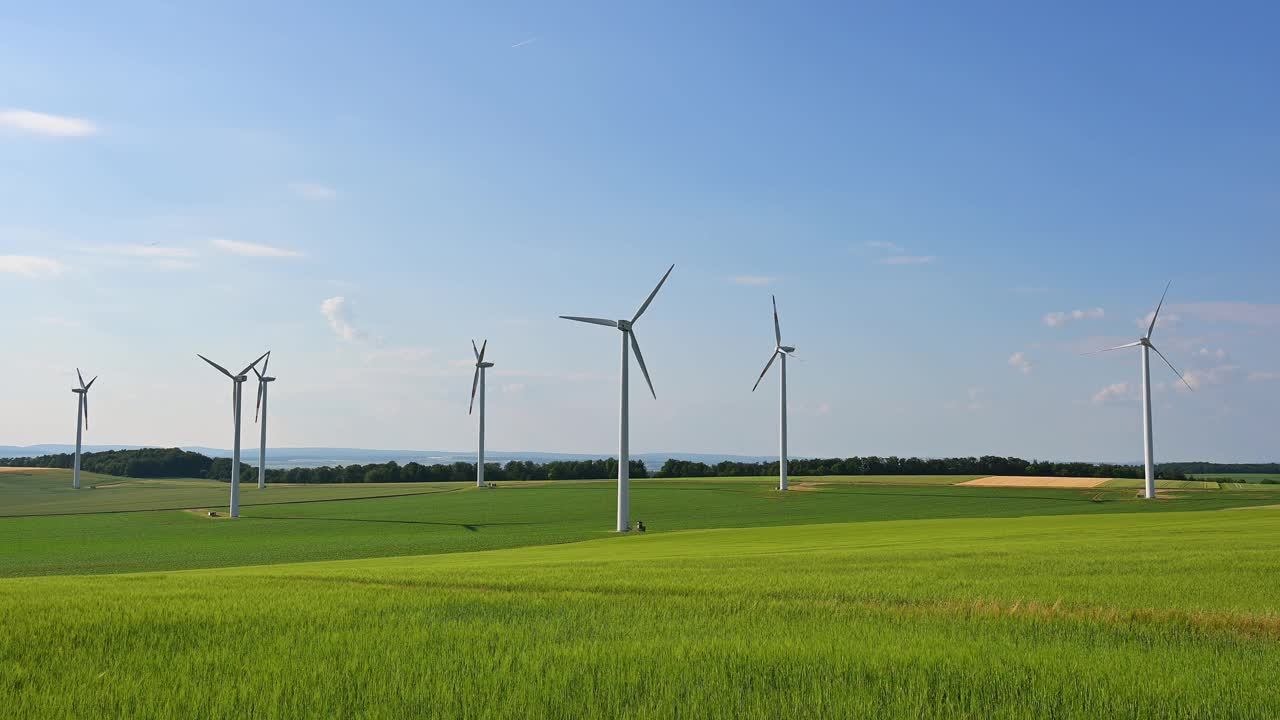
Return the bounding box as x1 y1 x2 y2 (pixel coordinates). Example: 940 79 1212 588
1 471 1279 718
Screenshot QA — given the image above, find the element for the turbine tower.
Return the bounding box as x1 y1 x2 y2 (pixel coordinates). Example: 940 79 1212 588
199 351 269 517
751 296 796 491
252 352 275 490
70 369 98 490
561 264 674 532
469 340 494 488
1087 283 1192 499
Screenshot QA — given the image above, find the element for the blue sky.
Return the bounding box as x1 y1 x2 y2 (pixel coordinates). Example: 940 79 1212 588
2 2 1277 461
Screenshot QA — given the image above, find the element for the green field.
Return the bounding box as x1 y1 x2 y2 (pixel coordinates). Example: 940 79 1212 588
2 470 1279 717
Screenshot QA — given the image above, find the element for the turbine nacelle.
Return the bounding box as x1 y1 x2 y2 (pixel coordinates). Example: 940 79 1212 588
616 319 633 332
477 362 495 369
779 345 796 354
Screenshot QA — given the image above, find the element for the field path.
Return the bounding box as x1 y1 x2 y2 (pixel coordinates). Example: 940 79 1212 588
960 476 1109 489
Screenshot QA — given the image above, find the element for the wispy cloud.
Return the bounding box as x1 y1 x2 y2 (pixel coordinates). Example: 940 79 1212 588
102 244 195 259
1136 310 1180 331
1043 307 1105 328
732 275 775 286
211 238 302 258
1247 371 1280 383
1181 364 1239 391
36 315 80 328
0 255 66 278
0 109 96 137
511 37 538 48
1008 351 1032 375
289 182 337 200
1197 347 1228 361
864 241 902 252
321 296 364 342
879 255 937 266
1171 302 1280 328
1092 382 1130 405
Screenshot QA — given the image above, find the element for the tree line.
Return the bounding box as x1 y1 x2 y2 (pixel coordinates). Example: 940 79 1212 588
0 447 1205 483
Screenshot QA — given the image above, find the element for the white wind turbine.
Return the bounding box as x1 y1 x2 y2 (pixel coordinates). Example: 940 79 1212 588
561 264 674 532
198 351 269 517
469 340 494 488
70 369 98 490
1087 283 1192 499
751 296 796 491
251 352 275 490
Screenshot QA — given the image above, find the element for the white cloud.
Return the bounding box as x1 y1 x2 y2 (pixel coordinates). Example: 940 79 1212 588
1197 347 1227 361
211 238 302 258
1008 351 1032 375
864 241 902 252
966 387 985 411
879 255 937 266
1181 365 1239 391
290 182 337 200
321 296 364 342
1171 302 1280 328
732 275 774 286
0 255 66 278
1092 382 1130 405
1136 310 1180 331
0 109 96 137
511 37 538 48
36 315 80 328
1043 307 1104 328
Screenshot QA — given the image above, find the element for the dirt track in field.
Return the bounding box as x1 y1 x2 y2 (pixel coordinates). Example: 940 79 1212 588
960 476 1109 489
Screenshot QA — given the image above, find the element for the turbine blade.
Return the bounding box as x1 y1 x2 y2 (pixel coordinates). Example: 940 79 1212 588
260 352 270 377
629 331 656 399
76 368 86 389
469 367 480 415
752 351 779 392
1150 344 1194 391
471 339 480 362
632 264 675 323
85 376 98 391
560 316 618 328
1081 341 1142 356
82 395 89 431
1146 281 1171 339
255 378 264 422
237 351 270 377
479 339 488 363
199 354 234 378
772 295 782 347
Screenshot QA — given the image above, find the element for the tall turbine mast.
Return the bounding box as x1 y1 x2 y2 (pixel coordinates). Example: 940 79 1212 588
752 296 797 491
561 264 674 532
1085 282 1192 499
469 340 494 488
199 351 269 517
71 369 98 490
252 352 275 490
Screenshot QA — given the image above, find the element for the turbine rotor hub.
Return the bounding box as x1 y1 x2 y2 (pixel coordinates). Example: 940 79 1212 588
617 319 632 331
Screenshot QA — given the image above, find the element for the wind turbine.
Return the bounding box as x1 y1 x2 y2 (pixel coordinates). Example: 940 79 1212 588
198 351 269 517
469 340 494 488
251 352 275 490
561 264 674 532
751 296 796 491
70 369 98 490
1086 283 1192 499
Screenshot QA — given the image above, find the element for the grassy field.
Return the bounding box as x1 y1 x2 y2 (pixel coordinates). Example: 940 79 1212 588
3 472 1278 577
3 471 1279 717
2 509 1278 718
1191 472 1280 485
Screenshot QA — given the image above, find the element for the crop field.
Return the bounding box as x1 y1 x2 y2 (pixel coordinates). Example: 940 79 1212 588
2 472 1279 718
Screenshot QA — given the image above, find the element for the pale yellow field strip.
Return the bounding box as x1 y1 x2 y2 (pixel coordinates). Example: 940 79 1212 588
959 476 1110 489
0 467 56 473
